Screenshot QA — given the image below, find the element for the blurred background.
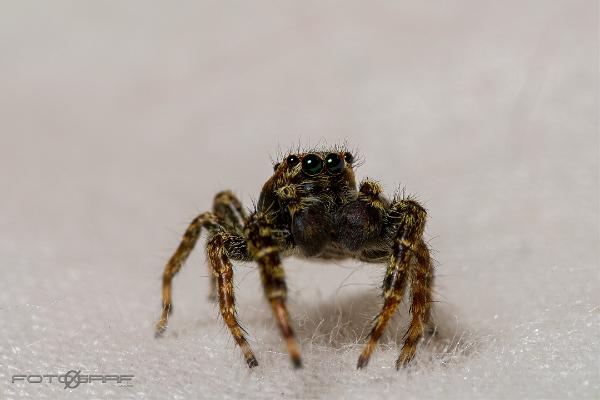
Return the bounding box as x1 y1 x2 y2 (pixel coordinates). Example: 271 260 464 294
1 1 597 399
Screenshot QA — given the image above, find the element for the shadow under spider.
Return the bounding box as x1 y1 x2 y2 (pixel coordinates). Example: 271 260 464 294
268 290 485 365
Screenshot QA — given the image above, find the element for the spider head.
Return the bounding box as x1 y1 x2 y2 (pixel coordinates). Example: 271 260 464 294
256 149 359 254
263 149 358 208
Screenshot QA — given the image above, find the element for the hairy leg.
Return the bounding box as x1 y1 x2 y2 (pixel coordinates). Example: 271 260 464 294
357 234 410 368
357 198 430 369
397 240 433 368
245 212 302 368
206 191 247 300
155 212 220 337
207 232 258 367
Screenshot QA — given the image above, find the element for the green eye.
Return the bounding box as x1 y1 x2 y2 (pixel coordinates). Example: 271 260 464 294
325 153 344 174
302 154 323 175
286 155 300 167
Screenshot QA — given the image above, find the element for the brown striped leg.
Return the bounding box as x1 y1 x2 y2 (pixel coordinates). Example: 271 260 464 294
207 232 258 368
245 213 302 368
206 191 248 301
357 238 410 368
155 212 220 337
357 199 428 369
397 241 433 369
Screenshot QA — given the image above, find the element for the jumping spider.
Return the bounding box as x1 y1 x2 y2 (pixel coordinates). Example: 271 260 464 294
155 147 434 370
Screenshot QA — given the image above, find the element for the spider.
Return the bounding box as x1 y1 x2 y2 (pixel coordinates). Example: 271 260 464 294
155 146 434 370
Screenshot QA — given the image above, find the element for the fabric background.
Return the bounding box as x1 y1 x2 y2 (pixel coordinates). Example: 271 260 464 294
1 1 598 399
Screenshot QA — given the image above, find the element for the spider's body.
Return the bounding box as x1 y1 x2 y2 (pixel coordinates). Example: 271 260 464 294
155 147 434 370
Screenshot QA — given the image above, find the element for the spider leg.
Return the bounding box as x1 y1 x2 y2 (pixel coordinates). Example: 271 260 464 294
397 240 433 368
207 231 258 368
245 212 302 368
357 198 431 369
206 190 248 301
213 190 248 229
155 212 220 337
356 240 410 369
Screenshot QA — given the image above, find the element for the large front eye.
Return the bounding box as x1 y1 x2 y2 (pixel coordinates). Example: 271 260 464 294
302 154 323 175
325 153 344 174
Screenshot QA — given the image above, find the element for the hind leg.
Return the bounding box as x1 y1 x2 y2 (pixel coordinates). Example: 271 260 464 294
155 212 220 337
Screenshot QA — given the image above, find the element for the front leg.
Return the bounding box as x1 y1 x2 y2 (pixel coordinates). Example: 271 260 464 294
357 197 433 369
244 212 302 368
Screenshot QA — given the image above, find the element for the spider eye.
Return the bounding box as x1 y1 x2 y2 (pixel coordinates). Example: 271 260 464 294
273 162 280 171
301 154 324 175
344 152 354 164
286 155 300 167
325 153 344 174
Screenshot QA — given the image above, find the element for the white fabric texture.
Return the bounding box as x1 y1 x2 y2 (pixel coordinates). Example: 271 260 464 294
0 1 598 399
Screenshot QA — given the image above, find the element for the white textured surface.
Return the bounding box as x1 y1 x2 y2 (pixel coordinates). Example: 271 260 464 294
1 1 598 399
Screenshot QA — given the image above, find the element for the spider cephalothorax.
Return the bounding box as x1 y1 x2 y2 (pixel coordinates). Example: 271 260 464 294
155 146 434 370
